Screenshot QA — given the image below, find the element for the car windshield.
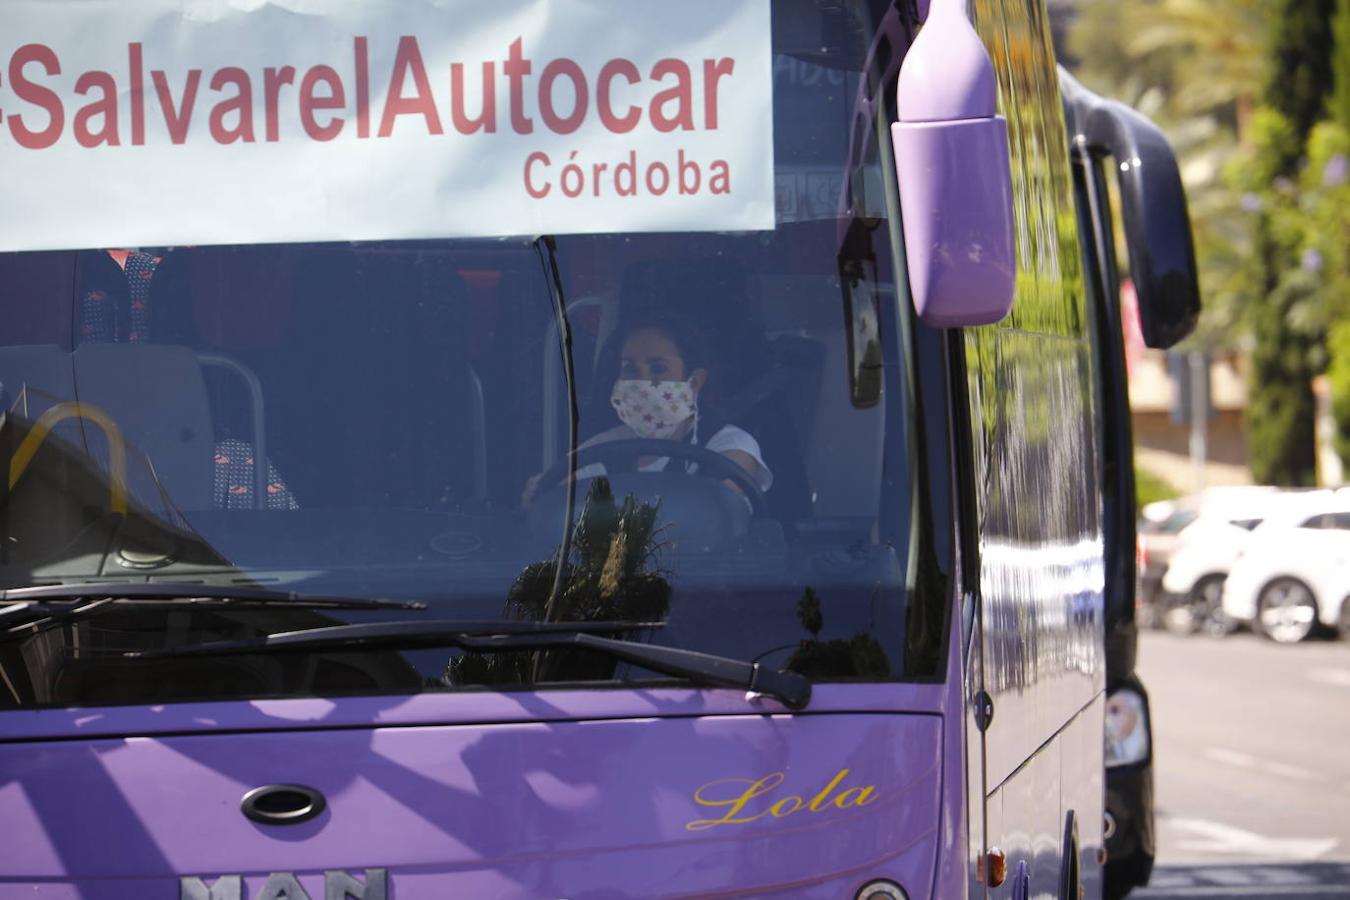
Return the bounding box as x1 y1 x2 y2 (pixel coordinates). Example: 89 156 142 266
1144 509 1198 535
0 2 941 709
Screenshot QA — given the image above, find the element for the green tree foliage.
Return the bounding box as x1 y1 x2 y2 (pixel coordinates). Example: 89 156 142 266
1332 0 1350 128
1065 1 1268 349
1240 0 1338 484
1309 0 1350 470
1066 0 1346 484
1135 466 1180 508
1261 0 1339 167
1329 322 1350 464
1126 0 1267 123
785 587 890 678
1245 249 1319 484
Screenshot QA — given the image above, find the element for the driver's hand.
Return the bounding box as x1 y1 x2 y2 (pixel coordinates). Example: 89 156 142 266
520 472 545 510
721 449 761 492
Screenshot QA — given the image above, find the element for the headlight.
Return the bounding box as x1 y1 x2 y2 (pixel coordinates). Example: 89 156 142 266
855 880 908 900
1104 688 1149 768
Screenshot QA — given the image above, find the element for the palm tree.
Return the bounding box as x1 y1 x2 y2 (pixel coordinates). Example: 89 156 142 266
447 478 671 686
1124 0 1268 136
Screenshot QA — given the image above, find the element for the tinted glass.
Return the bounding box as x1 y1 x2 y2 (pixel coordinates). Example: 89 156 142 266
0 1 936 709
1138 510 1196 536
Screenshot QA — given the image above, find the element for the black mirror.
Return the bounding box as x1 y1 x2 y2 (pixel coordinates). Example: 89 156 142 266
1059 68 1200 349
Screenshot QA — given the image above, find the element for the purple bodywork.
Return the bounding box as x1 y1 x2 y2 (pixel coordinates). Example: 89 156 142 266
0 620 968 898
0 1 997 894
893 0 1016 327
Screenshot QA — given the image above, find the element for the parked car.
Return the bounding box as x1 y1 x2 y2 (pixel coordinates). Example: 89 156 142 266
1137 503 1198 625
1222 491 1350 643
1153 491 1306 636
1137 487 1278 631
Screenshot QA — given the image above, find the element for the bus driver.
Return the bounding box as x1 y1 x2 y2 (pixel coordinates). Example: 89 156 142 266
521 314 773 508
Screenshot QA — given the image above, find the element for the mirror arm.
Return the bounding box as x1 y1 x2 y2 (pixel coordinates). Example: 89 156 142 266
1059 67 1200 349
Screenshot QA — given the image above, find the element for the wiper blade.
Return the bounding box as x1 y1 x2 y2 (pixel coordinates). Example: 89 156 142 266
130 619 812 710
0 582 427 638
0 581 427 610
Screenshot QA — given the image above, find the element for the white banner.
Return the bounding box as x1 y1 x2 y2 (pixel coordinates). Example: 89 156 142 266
0 0 774 251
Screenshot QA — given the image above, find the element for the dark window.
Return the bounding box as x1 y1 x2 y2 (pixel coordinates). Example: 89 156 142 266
0 0 938 709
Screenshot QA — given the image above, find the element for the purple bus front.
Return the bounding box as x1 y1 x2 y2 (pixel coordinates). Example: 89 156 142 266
0 2 979 897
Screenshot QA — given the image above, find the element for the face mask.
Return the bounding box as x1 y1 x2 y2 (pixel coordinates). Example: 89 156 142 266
610 379 697 439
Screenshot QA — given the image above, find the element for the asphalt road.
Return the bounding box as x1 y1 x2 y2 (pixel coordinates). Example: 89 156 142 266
1131 630 1350 898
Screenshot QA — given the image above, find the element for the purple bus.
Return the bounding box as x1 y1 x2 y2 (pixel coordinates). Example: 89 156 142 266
0 1 1195 897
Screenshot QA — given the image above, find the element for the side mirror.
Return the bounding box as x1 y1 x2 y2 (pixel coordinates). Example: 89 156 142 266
1059 68 1200 348
891 0 1016 327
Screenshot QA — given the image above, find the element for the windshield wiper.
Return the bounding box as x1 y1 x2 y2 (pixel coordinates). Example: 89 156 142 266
128 619 812 710
0 582 427 639
534 234 579 622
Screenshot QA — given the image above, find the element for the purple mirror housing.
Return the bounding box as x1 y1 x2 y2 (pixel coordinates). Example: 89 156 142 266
892 0 1016 327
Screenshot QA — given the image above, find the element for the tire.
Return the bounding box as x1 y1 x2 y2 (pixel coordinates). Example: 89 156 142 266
1161 577 1227 637
1193 575 1235 638
1060 810 1081 900
1160 591 1199 635
1256 577 1319 644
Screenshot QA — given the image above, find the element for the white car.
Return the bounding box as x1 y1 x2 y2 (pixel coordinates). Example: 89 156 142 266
1157 516 1261 635
1142 486 1279 634
1222 491 1350 643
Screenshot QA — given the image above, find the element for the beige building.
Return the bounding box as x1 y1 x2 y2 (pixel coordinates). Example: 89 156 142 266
1128 348 1252 492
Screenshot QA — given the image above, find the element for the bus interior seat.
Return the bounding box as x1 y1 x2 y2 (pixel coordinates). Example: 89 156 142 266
70 342 216 512
259 245 487 510
0 248 124 416
148 244 298 414
106 246 298 511
73 250 138 347
754 273 885 522
0 253 155 505
538 291 610 466
365 248 488 507
469 261 576 505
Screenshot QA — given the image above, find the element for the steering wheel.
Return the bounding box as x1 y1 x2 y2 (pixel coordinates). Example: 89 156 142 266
537 438 768 517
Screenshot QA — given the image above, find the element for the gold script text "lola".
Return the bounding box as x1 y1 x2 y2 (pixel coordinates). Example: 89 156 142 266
685 768 878 831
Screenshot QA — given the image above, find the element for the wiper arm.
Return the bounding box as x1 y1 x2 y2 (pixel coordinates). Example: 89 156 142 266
0 581 428 610
1 581 427 639
129 619 812 710
534 234 579 622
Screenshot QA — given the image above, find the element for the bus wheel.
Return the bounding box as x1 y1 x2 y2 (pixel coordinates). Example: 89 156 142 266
1257 578 1319 644
1060 810 1082 899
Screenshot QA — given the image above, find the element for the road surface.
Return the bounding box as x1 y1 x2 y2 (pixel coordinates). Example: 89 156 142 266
1132 630 1350 898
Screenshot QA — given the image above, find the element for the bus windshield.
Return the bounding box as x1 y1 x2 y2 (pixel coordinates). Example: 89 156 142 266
0 3 939 709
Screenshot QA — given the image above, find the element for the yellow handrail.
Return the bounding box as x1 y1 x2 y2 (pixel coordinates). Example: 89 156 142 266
8 401 128 515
